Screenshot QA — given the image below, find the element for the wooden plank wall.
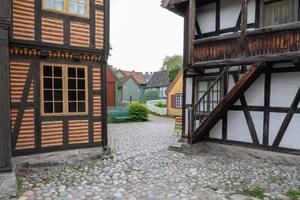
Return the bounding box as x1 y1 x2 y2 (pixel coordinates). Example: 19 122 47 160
93 67 101 90
93 96 102 117
95 0 104 6
95 11 104 49
70 22 90 47
41 121 63 148
69 120 89 144
41 17 64 44
12 0 35 41
11 109 35 150
10 62 34 102
94 122 102 142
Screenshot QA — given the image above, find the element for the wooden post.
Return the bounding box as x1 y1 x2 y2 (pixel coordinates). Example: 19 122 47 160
240 0 248 57
188 105 194 144
0 0 12 172
188 0 196 65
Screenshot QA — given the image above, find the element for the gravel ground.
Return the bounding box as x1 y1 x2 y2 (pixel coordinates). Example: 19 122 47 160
16 115 300 200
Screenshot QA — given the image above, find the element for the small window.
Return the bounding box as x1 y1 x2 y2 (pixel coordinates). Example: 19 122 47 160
262 0 297 27
196 79 222 112
43 0 89 17
175 94 183 108
41 64 88 116
67 66 87 113
44 0 65 12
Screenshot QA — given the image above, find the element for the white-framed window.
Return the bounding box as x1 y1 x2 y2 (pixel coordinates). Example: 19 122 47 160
175 94 183 108
43 0 89 17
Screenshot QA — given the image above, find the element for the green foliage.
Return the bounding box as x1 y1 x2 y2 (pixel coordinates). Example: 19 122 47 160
162 55 183 71
155 102 166 108
243 187 265 199
128 102 148 121
168 65 181 82
286 189 300 200
143 90 159 101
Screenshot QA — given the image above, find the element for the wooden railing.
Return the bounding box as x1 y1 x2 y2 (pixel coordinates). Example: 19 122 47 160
193 22 300 66
188 66 230 143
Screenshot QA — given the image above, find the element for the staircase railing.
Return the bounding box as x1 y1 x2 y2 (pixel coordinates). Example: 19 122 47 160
188 65 245 143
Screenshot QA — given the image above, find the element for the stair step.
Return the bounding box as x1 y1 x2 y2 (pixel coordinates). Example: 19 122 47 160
168 138 189 152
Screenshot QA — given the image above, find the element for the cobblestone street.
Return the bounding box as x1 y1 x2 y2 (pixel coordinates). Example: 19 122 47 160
16 115 300 200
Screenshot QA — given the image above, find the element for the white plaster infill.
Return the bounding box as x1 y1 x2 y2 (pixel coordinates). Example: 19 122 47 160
146 99 167 115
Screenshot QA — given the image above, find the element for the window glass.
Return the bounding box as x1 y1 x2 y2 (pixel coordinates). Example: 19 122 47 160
41 64 88 115
67 67 87 113
68 0 87 16
196 79 221 112
263 0 295 26
175 94 183 108
43 0 88 17
44 0 65 11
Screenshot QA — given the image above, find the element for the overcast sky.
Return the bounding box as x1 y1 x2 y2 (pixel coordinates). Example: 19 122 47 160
108 0 184 73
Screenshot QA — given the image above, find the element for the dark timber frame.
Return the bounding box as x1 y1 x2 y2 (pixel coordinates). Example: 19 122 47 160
0 0 12 172
5 0 110 157
164 0 300 154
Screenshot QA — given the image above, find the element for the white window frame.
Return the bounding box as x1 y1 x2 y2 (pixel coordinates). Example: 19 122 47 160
175 94 183 108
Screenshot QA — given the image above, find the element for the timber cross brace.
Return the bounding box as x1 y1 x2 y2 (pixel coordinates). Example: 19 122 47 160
188 63 267 144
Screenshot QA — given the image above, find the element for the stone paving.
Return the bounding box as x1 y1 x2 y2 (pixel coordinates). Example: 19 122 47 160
15 115 300 200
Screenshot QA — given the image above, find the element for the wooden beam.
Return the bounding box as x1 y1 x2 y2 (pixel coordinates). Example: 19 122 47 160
263 67 271 145
240 0 248 57
192 51 300 68
192 63 266 143
0 0 12 172
272 87 300 147
194 21 300 45
188 0 196 65
233 74 259 145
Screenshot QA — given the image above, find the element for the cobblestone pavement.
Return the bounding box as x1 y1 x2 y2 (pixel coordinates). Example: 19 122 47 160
16 116 300 200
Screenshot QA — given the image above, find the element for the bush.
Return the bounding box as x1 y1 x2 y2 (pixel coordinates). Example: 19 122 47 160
128 102 148 121
155 102 166 108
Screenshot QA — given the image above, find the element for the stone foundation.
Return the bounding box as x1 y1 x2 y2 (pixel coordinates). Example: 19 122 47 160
181 141 300 165
14 147 106 168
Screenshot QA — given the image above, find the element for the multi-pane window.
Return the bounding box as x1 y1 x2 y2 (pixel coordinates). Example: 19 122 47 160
43 65 64 114
262 0 297 27
43 0 89 17
196 79 221 113
41 64 88 116
67 67 87 113
68 0 87 16
175 94 183 108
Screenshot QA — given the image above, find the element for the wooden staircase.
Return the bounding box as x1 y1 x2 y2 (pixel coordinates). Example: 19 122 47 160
189 63 266 144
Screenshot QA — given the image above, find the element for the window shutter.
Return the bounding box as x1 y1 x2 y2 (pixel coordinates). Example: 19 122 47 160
171 95 176 108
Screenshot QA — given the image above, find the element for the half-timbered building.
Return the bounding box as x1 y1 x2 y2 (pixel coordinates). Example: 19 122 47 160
162 0 300 154
0 0 109 172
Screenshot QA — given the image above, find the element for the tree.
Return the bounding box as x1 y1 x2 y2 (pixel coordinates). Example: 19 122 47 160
168 65 181 82
162 55 183 71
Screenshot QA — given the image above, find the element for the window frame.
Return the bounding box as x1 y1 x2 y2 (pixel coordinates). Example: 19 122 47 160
40 63 89 116
260 0 299 27
194 77 223 113
42 0 90 18
175 94 183 108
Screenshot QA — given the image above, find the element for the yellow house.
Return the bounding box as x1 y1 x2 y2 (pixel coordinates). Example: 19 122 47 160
166 69 183 116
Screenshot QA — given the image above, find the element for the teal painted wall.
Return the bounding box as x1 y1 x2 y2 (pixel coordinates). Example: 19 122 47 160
122 78 140 101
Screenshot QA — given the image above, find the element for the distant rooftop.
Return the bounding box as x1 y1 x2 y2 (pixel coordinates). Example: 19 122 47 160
146 70 169 88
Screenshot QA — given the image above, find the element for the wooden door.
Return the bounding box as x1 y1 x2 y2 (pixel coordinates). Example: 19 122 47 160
107 82 115 107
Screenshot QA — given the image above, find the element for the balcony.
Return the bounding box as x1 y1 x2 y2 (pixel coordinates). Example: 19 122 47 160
193 22 300 67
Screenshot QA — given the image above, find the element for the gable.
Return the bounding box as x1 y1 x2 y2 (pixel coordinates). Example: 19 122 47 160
169 72 183 95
